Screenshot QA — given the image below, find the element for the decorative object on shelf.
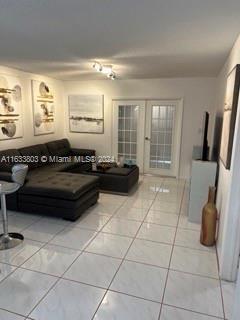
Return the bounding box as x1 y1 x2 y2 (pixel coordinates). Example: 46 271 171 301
200 186 218 246
96 162 116 172
220 64 240 170
93 62 116 80
31 80 55 135
118 156 125 168
124 159 136 167
0 75 23 141
69 95 104 133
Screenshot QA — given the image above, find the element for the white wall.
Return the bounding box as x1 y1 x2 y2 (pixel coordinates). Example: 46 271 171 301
64 78 216 179
0 65 64 151
0 65 217 180
215 34 240 280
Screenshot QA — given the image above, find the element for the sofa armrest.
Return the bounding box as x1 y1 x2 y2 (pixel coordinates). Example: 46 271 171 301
71 148 96 157
0 172 13 182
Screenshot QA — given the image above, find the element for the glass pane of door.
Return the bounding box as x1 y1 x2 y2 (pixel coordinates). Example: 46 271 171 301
118 105 138 162
113 100 145 172
149 105 175 169
144 99 182 177
114 99 182 176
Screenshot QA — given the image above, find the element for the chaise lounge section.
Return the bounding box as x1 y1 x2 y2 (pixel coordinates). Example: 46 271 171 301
18 172 99 221
0 139 99 221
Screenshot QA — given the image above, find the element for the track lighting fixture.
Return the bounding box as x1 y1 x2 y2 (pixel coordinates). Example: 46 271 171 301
92 62 117 79
93 62 102 72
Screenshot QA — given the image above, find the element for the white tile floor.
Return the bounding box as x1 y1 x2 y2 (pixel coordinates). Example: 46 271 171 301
0 176 236 320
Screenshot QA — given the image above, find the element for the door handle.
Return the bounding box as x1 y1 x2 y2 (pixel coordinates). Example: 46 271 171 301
145 137 151 141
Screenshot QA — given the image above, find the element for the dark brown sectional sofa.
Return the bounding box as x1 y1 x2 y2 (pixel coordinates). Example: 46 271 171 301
0 139 99 221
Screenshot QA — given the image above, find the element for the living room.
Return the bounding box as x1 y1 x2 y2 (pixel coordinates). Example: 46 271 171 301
0 1 240 320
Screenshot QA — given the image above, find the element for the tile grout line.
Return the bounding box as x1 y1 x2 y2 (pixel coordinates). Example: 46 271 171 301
161 303 224 320
0 201 112 318
211 208 226 319
3 194 142 274
1 178 202 319
15 256 221 288
89 177 163 320
158 179 186 320
159 181 225 320
0 306 30 319
4 182 185 319
3 262 223 318
0 216 77 318
216 247 227 320
19 228 215 254
23 192 130 319
0 238 48 287
2 213 43 238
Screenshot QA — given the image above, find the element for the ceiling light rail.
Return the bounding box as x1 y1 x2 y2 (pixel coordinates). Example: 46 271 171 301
93 62 116 80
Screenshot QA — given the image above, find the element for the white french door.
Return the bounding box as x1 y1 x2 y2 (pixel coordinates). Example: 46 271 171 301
112 99 183 177
144 100 183 176
112 100 145 172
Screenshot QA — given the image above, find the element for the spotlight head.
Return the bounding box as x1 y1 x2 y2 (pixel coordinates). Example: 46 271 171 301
110 73 116 80
93 62 102 72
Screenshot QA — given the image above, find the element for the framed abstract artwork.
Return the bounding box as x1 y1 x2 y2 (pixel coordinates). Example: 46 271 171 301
220 64 240 169
68 95 104 133
32 80 55 135
0 75 23 140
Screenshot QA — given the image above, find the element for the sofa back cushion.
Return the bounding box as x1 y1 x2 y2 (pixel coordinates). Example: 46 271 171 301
46 139 70 157
19 144 50 170
0 149 21 172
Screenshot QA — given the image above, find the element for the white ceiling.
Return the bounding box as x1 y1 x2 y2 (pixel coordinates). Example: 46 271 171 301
0 0 240 80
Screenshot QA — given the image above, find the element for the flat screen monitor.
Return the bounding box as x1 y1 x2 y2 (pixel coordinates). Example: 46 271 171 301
202 111 209 161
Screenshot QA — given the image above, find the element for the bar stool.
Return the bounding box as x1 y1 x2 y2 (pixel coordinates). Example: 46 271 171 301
0 164 28 250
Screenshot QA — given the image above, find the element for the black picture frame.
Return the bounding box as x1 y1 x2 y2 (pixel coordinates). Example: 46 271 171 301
220 64 240 170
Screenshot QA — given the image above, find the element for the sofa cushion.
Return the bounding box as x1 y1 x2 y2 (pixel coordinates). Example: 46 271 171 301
25 160 91 180
46 139 70 157
71 148 95 157
107 167 133 176
19 144 50 170
0 149 21 172
19 172 99 200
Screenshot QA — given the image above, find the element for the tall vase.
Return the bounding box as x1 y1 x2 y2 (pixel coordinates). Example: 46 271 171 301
200 186 217 246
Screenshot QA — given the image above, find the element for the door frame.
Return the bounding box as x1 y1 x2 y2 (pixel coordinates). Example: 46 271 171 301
143 99 183 177
217 96 240 281
112 99 146 173
112 98 183 177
